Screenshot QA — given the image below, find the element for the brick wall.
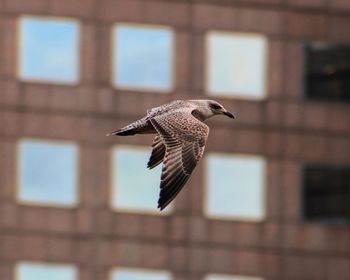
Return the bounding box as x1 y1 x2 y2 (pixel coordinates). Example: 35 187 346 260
0 0 349 280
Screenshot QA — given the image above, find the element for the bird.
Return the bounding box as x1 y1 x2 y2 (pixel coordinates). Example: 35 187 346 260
107 99 235 210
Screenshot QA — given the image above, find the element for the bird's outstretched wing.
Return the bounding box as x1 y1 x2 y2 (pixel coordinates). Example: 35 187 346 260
147 135 166 169
150 109 209 210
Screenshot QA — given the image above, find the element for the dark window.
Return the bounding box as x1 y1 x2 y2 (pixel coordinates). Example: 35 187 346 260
302 165 350 224
304 42 350 102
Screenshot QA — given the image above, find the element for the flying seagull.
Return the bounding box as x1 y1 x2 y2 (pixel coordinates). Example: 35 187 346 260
107 99 234 210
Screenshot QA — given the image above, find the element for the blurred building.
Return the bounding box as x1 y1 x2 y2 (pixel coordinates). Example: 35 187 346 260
0 0 350 280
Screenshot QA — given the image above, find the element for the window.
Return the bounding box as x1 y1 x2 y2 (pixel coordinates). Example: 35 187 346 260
112 24 174 92
205 154 266 220
206 32 267 99
205 274 263 280
302 164 350 223
17 139 78 207
111 146 171 214
304 42 350 102
16 262 77 280
18 16 79 84
111 268 171 280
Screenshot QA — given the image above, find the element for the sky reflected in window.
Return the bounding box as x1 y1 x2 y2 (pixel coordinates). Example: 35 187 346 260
113 25 173 91
207 32 267 99
112 146 170 213
111 268 171 280
19 17 79 83
18 140 78 206
205 154 266 220
206 274 263 280
17 262 77 280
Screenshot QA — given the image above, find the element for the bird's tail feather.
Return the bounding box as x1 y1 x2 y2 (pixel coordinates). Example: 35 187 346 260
106 116 151 136
106 126 137 136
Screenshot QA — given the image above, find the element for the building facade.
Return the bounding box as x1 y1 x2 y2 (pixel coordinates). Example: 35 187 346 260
0 0 350 280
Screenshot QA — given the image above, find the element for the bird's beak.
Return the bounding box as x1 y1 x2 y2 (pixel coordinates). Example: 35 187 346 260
223 111 235 119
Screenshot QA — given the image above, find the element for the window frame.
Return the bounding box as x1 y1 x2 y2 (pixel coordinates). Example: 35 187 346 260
300 162 350 224
16 138 80 208
15 261 78 280
303 41 350 103
204 152 267 221
111 22 175 93
205 273 264 280
205 30 268 100
110 267 172 280
17 15 81 85
110 144 173 215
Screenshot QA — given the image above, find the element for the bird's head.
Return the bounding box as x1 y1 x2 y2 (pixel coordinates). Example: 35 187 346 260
190 99 235 120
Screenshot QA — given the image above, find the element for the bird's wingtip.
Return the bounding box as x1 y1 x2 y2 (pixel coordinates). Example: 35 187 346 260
157 203 165 211
106 131 118 136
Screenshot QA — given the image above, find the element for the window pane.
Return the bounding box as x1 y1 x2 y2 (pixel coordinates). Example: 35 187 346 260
18 140 78 206
112 146 170 213
304 42 350 102
206 274 263 280
113 24 173 91
302 164 350 224
17 262 77 280
207 32 267 99
19 16 79 83
205 154 266 220
111 268 171 280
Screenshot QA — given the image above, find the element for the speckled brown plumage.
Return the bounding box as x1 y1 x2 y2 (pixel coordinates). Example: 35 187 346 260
107 99 234 210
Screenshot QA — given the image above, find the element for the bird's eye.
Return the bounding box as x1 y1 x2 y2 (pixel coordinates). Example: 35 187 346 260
210 104 222 110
